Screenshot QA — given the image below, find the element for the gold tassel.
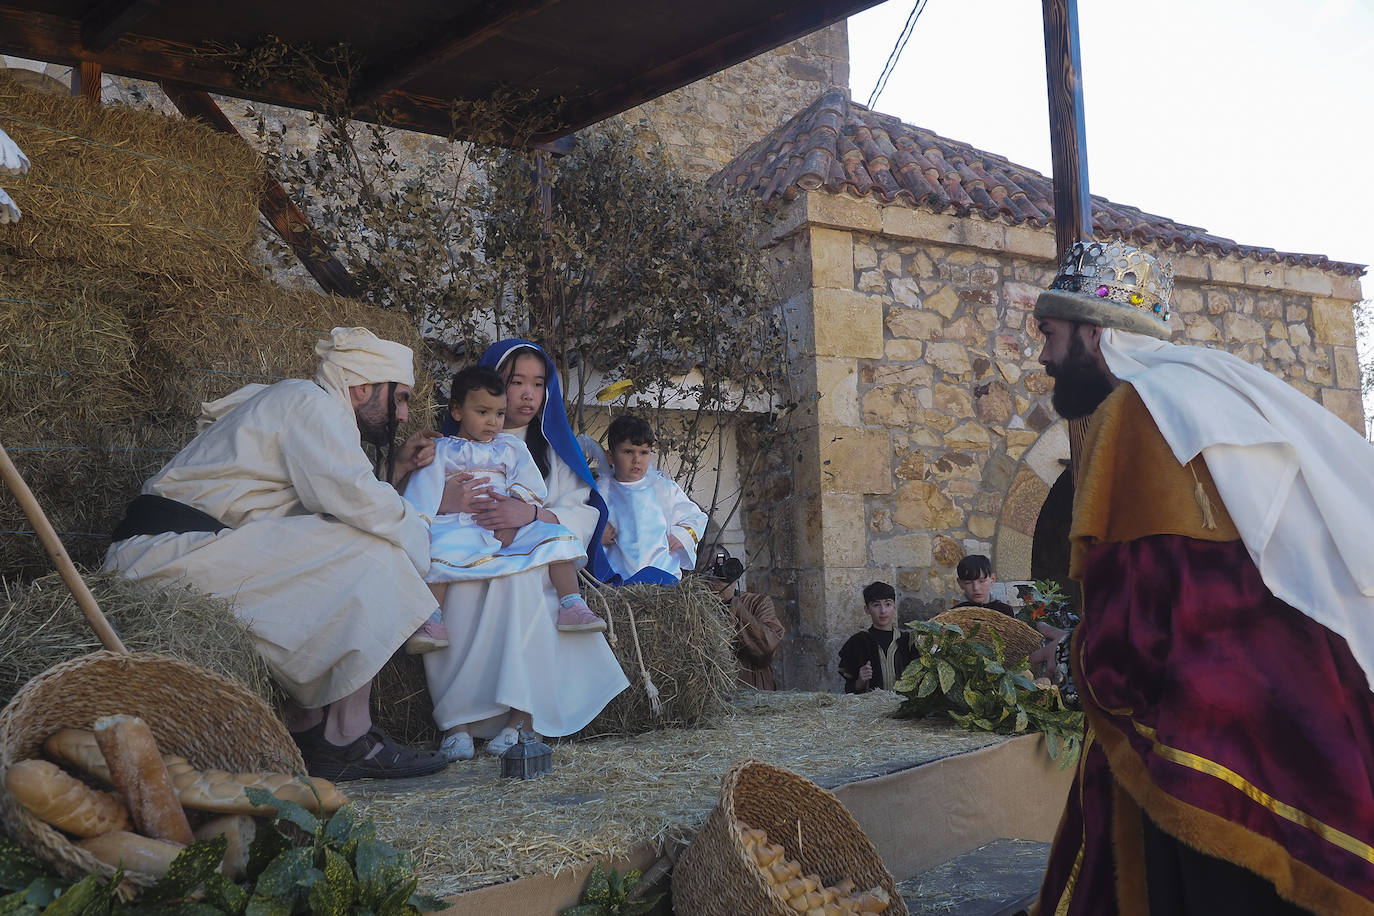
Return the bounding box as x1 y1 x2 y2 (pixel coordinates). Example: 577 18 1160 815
1189 462 1218 530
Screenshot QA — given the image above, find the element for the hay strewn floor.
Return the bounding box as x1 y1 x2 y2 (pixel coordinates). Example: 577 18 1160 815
346 690 1005 898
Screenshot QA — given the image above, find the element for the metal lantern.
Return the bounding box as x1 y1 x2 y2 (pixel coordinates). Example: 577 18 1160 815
499 724 553 779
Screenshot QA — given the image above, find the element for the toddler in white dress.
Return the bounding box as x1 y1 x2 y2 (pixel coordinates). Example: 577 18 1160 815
404 366 604 632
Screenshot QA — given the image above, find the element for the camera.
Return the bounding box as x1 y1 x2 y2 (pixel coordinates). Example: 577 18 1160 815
705 548 744 584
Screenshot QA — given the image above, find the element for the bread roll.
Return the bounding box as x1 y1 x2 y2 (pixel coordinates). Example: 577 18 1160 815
786 895 810 913
851 891 888 913
162 756 347 816
4 759 130 837
92 715 194 845
79 831 184 878
43 728 110 785
194 814 257 880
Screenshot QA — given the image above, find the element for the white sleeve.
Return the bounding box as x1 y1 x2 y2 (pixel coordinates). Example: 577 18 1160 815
279 399 430 573
503 435 550 505
400 439 447 523
660 474 708 553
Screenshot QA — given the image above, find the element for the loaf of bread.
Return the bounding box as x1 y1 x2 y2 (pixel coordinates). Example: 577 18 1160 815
79 831 184 877
4 759 130 837
92 715 194 845
194 814 257 880
161 755 347 815
43 728 111 784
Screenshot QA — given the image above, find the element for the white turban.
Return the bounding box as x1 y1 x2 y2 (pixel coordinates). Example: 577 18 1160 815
313 327 414 407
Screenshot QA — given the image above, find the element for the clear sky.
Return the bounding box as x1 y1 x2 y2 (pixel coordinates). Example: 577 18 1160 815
847 0 1374 302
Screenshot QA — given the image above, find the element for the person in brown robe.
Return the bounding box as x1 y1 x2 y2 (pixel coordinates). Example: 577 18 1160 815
698 544 785 689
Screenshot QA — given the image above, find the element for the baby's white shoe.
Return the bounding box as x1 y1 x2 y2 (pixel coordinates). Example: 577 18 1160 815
439 731 474 761
485 726 521 756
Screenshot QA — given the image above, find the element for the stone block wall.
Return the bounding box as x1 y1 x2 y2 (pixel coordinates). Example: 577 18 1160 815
753 190 1366 691
625 22 851 180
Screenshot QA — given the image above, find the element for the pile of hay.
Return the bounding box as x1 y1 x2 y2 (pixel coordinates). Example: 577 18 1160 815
0 73 261 278
0 571 275 711
370 577 737 746
0 76 432 579
347 690 1006 898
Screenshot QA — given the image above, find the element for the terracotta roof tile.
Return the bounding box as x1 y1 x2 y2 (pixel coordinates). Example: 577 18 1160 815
716 90 1365 276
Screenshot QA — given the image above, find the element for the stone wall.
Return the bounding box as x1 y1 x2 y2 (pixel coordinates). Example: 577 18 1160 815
759 190 1366 691
626 22 850 180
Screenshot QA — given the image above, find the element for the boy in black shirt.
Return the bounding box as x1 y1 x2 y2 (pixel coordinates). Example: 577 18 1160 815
952 554 1015 615
837 581 915 693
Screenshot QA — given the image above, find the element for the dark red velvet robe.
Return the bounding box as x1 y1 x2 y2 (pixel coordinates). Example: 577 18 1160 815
1034 386 1374 916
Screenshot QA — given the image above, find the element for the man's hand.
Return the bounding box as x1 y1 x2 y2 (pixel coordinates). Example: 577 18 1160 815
393 429 440 482
601 521 618 546
667 534 684 553
473 491 547 532
855 660 873 690
495 526 517 548
438 473 493 515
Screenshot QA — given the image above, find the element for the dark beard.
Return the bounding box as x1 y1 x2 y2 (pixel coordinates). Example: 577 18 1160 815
1047 334 1114 419
355 383 399 481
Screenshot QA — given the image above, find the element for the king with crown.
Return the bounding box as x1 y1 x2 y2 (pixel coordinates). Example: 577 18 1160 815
1029 241 1374 915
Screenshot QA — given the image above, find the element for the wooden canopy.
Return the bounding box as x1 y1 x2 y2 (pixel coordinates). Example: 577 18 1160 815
0 0 878 143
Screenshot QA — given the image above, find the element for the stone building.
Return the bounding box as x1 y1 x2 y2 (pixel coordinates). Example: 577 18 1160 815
716 89 1366 690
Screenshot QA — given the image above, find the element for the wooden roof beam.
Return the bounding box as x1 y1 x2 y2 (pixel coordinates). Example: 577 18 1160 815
80 0 160 51
351 0 563 107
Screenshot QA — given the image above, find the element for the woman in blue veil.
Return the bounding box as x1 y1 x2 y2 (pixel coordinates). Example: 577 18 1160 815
426 339 628 760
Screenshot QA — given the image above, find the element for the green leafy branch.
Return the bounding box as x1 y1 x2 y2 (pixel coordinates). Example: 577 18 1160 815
893 619 1084 769
561 863 662 916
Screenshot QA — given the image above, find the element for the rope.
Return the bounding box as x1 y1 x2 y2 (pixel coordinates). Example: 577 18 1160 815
579 570 663 716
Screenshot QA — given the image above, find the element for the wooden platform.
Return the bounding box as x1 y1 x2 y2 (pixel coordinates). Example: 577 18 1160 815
340 691 1074 914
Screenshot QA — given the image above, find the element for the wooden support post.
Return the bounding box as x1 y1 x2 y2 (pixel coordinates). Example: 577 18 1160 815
159 82 363 299
1041 0 1092 262
78 61 102 104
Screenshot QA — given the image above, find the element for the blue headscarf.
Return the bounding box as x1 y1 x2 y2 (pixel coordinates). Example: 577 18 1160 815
443 339 614 582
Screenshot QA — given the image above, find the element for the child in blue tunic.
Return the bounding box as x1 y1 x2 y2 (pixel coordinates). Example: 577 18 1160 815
404 366 604 632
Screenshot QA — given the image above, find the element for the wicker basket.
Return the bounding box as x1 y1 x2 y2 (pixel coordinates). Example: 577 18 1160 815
0 651 305 889
672 759 908 916
930 606 1044 665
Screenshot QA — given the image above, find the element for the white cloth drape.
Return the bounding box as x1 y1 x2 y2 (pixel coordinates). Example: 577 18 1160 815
423 427 629 737
102 379 435 706
1101 329 1374 691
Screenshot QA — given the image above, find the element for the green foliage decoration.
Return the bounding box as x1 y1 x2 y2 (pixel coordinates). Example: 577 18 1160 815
561 863 662 916
893 619 1084 769
0 789 442 915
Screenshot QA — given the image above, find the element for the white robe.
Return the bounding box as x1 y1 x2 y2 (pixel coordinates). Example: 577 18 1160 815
600 471 707 582
403 434 585 582
102 379 435 708
423 427 629 737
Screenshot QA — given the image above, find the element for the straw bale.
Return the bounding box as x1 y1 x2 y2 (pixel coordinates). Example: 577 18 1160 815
131 270 435 426
346 690 1006 898
370 578 737 746
0 256 147 438
0 74 261 279
579 578 737 737
0 429 183 578
0 571 276 712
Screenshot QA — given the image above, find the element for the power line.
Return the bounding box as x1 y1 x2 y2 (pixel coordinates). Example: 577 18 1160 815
866 0 929 111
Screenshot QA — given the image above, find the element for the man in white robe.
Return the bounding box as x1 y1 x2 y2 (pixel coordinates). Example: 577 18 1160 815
104 327 448 780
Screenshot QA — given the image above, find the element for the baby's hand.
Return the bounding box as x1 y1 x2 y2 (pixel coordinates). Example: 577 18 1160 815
496 527 517 548
601 522 617 546
667 534 684 553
